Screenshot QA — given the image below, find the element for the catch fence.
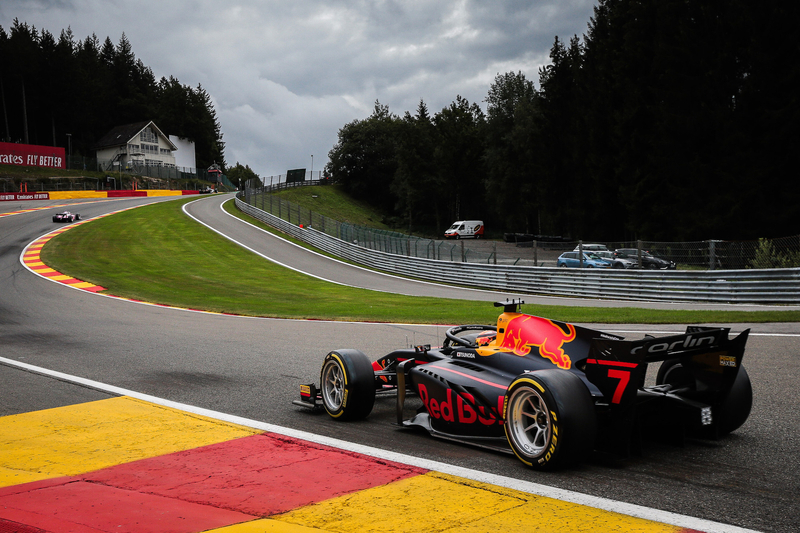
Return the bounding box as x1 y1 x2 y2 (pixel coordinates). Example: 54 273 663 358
242 180 800 271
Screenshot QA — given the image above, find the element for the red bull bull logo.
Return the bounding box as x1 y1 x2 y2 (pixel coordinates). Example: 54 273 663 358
497 314 576 369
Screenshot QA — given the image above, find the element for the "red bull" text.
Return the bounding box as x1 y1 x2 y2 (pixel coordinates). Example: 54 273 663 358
418 384 504 426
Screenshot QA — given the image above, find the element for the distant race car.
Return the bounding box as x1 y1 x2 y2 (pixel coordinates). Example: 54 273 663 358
294 299 752 470
52 211 81 223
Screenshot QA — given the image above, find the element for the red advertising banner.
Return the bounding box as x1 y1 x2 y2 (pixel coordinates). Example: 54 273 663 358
0 142 66 169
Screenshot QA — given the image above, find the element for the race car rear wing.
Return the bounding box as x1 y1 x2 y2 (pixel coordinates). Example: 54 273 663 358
581 327 749 407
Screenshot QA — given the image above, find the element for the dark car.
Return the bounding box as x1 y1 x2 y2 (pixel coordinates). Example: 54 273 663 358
52 211 81 223
616 248 676 269
293 299 751 470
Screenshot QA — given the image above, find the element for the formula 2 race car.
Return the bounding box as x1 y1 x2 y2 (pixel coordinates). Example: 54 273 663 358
52 211 81 223
293 300 752 470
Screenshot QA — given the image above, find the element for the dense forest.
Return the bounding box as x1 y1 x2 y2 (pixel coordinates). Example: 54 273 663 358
326 0 799 241
0 19 225 171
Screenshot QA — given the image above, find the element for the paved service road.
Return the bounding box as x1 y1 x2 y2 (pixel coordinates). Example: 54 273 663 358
188 193 800 315
2 194 799 532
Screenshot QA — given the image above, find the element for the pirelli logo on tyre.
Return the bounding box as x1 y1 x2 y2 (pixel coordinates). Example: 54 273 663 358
539 416 559 467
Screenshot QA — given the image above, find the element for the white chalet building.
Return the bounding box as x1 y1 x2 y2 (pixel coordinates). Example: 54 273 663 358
95 121 178 170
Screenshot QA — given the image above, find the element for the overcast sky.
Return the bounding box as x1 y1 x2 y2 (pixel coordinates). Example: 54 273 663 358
2 1 597 178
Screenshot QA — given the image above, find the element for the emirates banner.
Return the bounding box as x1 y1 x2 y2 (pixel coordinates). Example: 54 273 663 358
0 142 65 169
0 192 51 201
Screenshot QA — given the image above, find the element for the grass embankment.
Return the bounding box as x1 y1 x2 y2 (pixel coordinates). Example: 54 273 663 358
40 196 800 324
265 185 393 229
266 184 446 239
0 163 107 181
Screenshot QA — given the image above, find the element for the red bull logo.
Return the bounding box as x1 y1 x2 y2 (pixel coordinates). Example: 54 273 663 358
497 314 576 369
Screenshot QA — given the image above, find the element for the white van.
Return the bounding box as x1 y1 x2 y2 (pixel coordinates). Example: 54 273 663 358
444 220 484 239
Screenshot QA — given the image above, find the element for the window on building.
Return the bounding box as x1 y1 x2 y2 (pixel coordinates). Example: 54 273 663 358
140 127 158 144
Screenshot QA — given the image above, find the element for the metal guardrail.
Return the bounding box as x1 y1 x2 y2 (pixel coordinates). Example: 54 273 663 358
235 196 800 304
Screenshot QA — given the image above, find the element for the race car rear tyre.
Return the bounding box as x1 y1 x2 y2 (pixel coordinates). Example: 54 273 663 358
656 358 693 388
504 370 596 470
320 349 376 421
716 365 752 435
657 359 752 436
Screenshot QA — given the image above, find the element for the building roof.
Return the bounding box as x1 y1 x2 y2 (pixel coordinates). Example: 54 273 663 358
95 121 178 151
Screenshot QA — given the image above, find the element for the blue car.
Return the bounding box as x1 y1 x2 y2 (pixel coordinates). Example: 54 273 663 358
557 251 611 268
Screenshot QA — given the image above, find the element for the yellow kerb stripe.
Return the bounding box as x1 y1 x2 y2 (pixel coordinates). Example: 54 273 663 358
0 396 261 487
271 472 683 533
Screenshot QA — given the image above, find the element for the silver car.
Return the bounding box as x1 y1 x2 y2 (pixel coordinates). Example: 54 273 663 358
593 250 635 269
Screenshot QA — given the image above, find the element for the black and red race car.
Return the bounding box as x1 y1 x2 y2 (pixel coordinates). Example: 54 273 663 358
293 299 752 470
52 211 81 223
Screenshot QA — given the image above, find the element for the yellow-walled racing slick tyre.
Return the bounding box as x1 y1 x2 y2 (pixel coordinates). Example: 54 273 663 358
657 358 752 436
503 369 597 470
320 349 376 421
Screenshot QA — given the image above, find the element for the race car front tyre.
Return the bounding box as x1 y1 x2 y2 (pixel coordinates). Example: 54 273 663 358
320 349 376 421
503 370 597 470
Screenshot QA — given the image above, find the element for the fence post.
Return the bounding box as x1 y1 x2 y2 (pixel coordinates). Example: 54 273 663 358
461 240 465 262
637 239 643 268
493 241 497 265
708 240 714 270
579 240 584 268
533 240 538 266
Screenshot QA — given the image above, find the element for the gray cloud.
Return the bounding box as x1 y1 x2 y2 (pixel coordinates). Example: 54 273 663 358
2 0 596 177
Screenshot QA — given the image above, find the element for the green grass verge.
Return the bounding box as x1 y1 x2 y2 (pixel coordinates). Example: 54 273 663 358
39 197 800 324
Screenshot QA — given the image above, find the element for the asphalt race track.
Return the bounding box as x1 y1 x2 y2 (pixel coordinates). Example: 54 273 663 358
1 194 799 532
